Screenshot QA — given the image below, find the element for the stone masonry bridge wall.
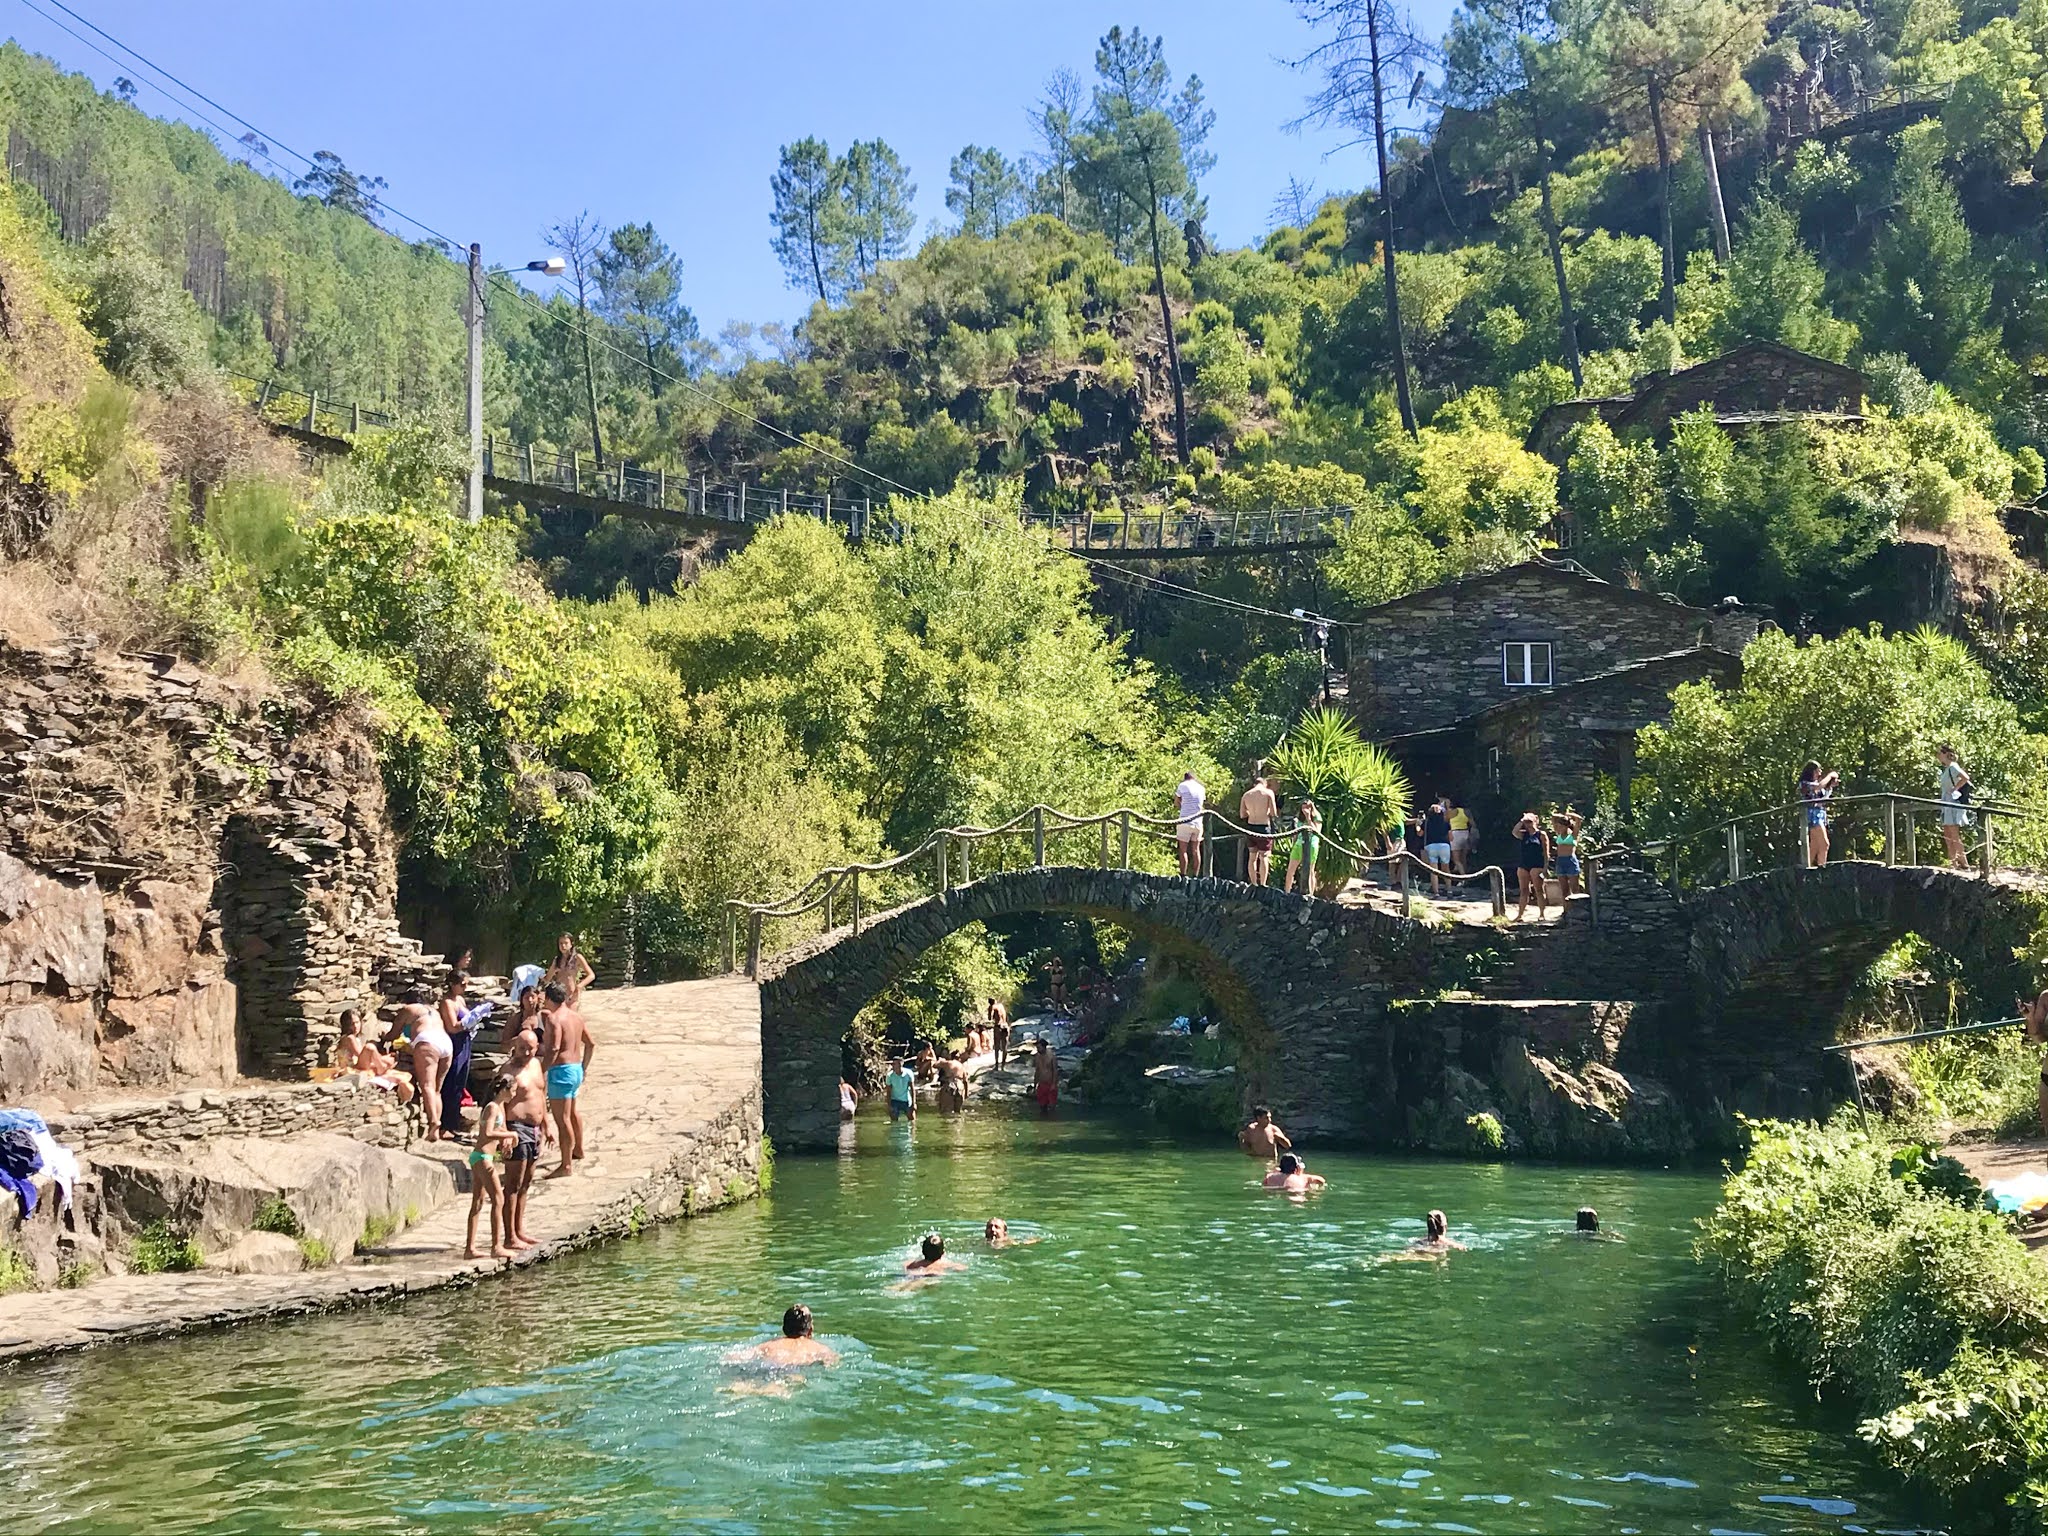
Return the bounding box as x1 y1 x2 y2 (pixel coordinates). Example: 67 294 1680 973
760 868 1446 1150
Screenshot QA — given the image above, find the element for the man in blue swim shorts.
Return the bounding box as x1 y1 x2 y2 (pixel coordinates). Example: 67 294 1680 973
540 982 595 1179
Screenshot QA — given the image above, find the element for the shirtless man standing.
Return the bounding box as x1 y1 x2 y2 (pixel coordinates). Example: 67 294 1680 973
500 1030 548 1249
935 1049 970 1113
1240 767 1279 887
1239 1104 1292 1161
541 983 596 1178
988 997 1011 1070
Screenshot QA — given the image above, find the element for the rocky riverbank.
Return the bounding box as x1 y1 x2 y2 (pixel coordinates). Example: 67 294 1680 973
0 977 762 1362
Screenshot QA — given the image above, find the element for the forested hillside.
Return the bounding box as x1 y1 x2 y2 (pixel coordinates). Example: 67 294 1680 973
7 0 2048 999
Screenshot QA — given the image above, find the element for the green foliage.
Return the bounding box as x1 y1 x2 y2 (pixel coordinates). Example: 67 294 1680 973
69 223 209 390
1698 200 1857 362
296 1236 335 1267
759 1135 776 1194
1465 1111 1507 1155
127 1220 201 1274
1700 1117 2048 1524
358 1213 398 1250
1639 627 2048 856
0 1244 31 1295
1267 706 1411 878
251 1197 302 1238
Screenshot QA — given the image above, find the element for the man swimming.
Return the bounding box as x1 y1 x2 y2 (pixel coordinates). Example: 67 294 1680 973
983 1217 1040 1248
1261 1152 1326 1193
722 1304 840 1395
1239 1104 1292 1160
903 1232 966 1276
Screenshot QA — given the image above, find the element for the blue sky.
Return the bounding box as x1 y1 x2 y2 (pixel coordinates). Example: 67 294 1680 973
9 0 1457 335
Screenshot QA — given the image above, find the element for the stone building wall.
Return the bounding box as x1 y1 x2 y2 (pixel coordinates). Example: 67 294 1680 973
1471 650 1741 811
1346 564 1760 738
0 638 421 1105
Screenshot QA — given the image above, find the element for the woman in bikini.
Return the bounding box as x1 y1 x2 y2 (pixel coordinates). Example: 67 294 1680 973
408 988 454 1143
1513 813 1550 922
545 933 596 1005
1551 810 1584 898
334 1010 415 1104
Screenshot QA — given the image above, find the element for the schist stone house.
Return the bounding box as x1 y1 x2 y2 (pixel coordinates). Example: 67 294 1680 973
1347 561 1764 828
1526 339 1869 462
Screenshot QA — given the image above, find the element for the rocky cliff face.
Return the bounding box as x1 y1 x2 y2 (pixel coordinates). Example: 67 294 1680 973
0 638 423 1104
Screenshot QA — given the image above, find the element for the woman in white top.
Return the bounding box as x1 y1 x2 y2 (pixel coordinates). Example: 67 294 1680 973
407 987 454 1142
1937 744 1974 869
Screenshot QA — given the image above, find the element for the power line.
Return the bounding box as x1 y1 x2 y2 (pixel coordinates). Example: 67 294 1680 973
25 0 1333 632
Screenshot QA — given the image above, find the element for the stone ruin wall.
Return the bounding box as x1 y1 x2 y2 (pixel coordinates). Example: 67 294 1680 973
0 637 431 1107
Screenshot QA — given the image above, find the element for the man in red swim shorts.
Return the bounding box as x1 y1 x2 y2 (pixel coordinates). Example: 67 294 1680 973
1032 1036 1060 1118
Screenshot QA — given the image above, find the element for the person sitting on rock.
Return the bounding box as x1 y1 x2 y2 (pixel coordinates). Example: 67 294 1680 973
335 1010 413 1103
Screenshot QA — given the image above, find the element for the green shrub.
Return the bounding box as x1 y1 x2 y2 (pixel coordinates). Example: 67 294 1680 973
296 1237 334 1267
56 1259 96 1289
0 1244 33 1294
759 1134 776 1195
358 1213 398 1251
252 1196 302 1238
1465 1112 1506 1156
128 1220 201 1274
1700 1117 2048 1524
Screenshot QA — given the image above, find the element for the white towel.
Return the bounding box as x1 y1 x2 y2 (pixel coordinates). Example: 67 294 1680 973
29 1130 76 1213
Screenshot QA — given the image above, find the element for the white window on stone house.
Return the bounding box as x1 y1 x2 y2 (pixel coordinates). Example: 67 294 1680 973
1502 641 1553 687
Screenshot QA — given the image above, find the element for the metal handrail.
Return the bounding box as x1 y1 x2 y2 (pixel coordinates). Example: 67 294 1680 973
1641 788 2045 894
722 800 1513 975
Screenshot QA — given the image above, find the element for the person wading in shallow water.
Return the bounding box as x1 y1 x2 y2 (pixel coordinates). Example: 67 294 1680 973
1032 1037 1060 1118
1239 1105 1292 1161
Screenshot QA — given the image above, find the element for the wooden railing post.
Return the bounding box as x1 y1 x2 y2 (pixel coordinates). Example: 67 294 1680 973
351 402 361 434
1033 807 1046 867
1099 818 1110 867
1120 810 1132 869
1586 858 1600 926
1983 811 1997 876
1726 823 1741 882
851 869 862 934
824 877 835 931
305 390 318 431
747 912 763 979
1491 866 1507 918
1884 797 1898 866
1796 810 1811 869
726 910 737 973
524 441 535 482
1902 808 1916 865
572 451 581 493
1201 811 1215 877
936 833 948 895
959 837 971 886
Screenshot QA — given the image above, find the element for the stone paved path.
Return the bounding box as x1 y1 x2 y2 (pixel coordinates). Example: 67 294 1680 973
0 977 761 1364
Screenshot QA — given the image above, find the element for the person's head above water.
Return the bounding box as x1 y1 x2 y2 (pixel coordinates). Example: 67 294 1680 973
921 1232 946 1262
984 1217 1007 1241
1252 1104 1272 1125
782 1303 814 1338
1576 1207 1599 1232
1278 1152 1301 1175
1426 1209 1448 1241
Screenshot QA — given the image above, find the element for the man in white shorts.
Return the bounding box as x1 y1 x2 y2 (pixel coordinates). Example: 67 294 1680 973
1175 770 1206 876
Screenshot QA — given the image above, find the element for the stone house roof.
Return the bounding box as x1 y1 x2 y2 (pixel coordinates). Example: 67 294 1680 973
1528 340 1870 460
1353 556 1748 628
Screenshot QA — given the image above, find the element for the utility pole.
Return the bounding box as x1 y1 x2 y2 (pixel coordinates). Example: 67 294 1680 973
465 242 484 522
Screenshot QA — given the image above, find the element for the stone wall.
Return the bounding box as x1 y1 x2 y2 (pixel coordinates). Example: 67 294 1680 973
0 638 418 1104
45 1075 415 1157
1471 650 1741 812
1346 563 1760 738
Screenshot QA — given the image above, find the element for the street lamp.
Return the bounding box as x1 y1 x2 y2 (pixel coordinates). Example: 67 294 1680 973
1293 608 1333 704
465 248 567 520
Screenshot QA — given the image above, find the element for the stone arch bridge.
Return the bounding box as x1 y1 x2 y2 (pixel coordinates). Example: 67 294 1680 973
751 860 2048 1152
759 867 1442 1150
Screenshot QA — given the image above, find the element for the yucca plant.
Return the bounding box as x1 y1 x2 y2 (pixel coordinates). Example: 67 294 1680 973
1267 706 1410 894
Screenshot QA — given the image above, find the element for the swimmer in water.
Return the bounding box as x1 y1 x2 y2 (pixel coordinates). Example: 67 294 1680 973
1401 1209 1467 1256
984 1217 1040 1248
1573 1206 1623 1241
1261 1151 1326 1193
901 1232 967 1278
723 1305 840 1394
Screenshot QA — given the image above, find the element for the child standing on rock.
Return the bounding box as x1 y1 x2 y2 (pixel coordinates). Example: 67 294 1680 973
465 1080 516 1259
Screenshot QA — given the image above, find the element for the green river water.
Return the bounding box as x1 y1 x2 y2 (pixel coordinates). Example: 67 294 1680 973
1 1113 1941 1535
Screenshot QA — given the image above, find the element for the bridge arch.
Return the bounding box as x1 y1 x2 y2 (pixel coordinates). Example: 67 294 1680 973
758 867 1442 1149
1684 864 2046 1114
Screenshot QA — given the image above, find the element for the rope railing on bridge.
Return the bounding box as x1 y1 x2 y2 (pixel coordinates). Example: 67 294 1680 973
228 373 1356 553
1628 790 2048 897
723 802 1510 978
